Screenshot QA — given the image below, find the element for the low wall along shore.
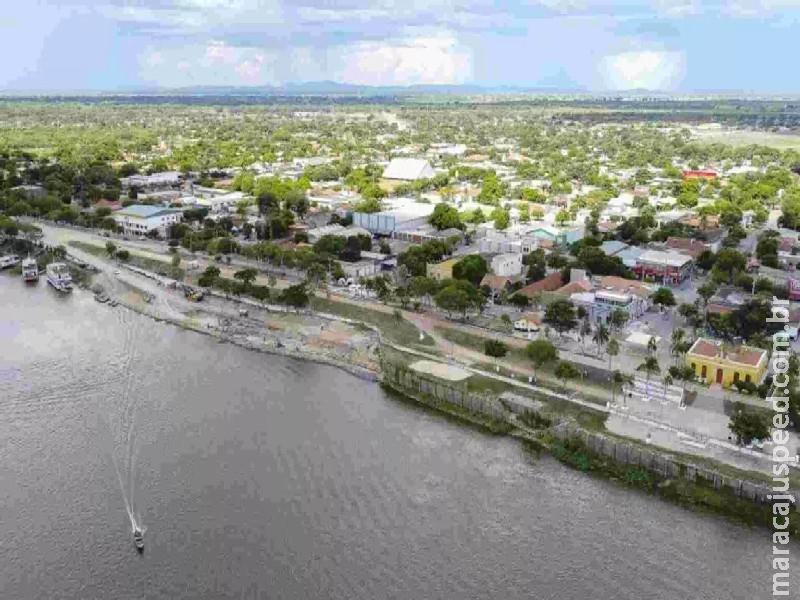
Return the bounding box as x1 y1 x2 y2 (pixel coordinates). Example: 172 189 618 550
380 352 798 534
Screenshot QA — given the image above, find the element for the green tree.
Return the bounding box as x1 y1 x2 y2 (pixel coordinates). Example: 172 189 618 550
609 308 629 332
280 284 310 311
697 282 716 307
198 265 220 288
554 361 580 390
728 403 771 445
593 323 610 355
544 299 577 336
637 356 661 385
484 339 508 358
611 370 633 406
524 249 547 282
105 242 117 256
434 285 471 317
651 287 676 307
606 338 620 371
491 206 510 230
555 209 571 226
428 203 462 231
526 339 558 377
234 268 258 289
452 254 488 287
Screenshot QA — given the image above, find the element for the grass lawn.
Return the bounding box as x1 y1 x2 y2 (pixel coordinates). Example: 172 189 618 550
311 296 435 350
69 241 185 280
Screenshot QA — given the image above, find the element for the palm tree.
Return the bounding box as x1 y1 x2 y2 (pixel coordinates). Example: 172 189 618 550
647 335 658 356
637 356 661 399
670 328 685 365
606 338 619 371
611 370 633 407
578 318 592 354
593 323 610 357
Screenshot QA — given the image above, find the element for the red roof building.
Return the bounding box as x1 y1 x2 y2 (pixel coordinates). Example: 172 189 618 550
517 272 564 299
682 170 717 179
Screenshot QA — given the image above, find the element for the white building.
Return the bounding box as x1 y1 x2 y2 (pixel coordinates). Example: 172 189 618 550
114 205 183 237
382 158 435 181
120 171 182 190
490 253 524 277
339 259 379 280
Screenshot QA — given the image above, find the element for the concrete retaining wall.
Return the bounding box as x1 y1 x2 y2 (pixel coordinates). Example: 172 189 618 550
551 421 793 505
381 359 510 424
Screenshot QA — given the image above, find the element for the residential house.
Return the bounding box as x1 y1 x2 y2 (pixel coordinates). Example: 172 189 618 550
599 240 628 257
634 250 693 284
514 312 542 333
490 253 523 277
571 289 647 324
517 272 563 301
113 205 183 237
339 259 379 281
707 287 750 316
555 279 593 297
480 274 517 301
615 246 644 269
120 171 182 190
478 233 539 254
665 237 708 260
686 338 768 388
529 225 584 246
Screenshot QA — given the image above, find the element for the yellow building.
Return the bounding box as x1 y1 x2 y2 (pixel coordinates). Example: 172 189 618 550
426 257 459 281
686 338 768 388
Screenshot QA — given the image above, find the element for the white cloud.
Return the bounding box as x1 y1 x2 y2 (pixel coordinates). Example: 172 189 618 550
652 0 702 18
205 40 237 64
336 33 472 86
723 0 800 18
598 50 686 90
138 41 278 86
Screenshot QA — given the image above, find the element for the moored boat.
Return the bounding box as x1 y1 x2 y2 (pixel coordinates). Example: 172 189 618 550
22 258 38 283
46 262 72 292
0 254 20 269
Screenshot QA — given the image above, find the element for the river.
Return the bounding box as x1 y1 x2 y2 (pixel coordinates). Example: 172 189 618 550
0 275 788 599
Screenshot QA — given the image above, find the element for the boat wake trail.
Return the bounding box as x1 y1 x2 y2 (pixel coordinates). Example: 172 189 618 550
107 309 145 535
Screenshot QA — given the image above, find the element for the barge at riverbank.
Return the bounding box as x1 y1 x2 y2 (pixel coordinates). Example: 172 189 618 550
46 262 72 292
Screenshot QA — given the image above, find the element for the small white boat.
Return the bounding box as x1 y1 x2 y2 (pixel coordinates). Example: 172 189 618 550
46 262 72 292
0 254 20 269
133 529 144 552
22 258 39 282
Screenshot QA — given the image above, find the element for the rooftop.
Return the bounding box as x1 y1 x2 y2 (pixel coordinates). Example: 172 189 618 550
115 205 180 219
637 249 693 268
382 158 434 181
687 338 767 367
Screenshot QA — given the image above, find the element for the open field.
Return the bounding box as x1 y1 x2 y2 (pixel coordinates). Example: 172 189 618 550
692 128 800 149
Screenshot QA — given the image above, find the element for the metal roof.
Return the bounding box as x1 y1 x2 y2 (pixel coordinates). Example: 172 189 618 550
116 205 180 219
382 158 434 181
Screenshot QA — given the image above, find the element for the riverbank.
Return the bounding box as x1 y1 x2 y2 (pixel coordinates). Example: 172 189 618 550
379 347 799 537
41 243 800 535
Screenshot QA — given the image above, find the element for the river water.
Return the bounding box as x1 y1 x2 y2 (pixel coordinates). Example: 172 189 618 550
0 275 788 599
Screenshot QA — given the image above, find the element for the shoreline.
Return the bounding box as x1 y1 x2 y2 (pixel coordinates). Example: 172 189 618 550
111 292 383 383
21 252 797 536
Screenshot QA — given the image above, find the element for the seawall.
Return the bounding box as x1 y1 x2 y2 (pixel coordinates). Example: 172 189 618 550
380 351 799 535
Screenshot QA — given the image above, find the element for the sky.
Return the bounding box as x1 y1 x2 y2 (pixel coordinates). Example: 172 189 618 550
1 1 798 92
